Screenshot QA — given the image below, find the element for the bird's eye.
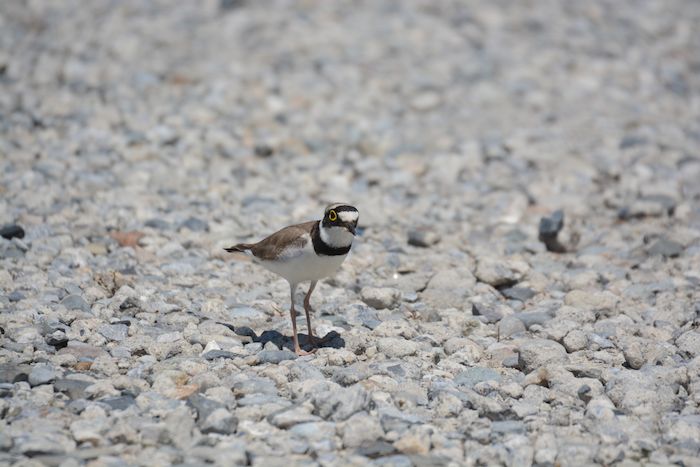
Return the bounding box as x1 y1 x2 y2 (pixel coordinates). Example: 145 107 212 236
328 210 337 221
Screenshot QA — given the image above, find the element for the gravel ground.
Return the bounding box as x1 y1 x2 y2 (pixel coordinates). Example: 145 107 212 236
2 1 700 465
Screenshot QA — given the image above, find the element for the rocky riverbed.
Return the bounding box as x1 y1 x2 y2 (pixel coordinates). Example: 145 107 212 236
1 1 700 465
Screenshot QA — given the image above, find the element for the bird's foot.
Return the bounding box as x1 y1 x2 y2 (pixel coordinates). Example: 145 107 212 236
295 346 317 357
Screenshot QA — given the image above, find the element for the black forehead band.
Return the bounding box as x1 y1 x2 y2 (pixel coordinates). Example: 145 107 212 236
328 205 357 213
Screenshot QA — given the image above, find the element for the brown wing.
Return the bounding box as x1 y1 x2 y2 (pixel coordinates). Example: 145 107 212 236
249 221 315 260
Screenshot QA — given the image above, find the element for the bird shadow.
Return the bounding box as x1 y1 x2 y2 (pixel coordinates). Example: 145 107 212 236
218 322 345 353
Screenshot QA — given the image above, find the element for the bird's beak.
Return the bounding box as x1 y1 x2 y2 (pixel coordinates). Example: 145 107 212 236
346 223 357 236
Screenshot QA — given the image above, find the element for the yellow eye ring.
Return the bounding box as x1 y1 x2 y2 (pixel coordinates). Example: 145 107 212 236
328 210 337 221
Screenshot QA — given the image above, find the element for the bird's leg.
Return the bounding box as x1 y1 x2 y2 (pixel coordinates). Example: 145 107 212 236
304 281 318 346
290 282 313 356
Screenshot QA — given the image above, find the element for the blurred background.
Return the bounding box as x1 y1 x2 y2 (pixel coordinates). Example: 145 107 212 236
2 0 698 244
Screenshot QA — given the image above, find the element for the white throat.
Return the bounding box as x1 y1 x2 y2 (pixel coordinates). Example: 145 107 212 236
319 222 354 248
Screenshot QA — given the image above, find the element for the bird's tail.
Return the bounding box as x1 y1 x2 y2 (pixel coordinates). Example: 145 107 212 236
224 243 254 253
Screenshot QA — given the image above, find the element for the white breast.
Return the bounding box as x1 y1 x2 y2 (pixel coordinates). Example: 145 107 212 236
257 235 348 285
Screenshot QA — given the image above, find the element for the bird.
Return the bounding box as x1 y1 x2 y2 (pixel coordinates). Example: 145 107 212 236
225 203 359 356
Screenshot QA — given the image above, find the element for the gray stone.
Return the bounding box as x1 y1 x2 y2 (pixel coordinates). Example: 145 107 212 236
268 405 321 428
98 324 129 342
500 287 536 302
60 294 91 313
54 378 91 399
342 412 385 448
518 339 568 372
361 286 401 309
180 217 210 232
514 310 553 328
407 228 441 247
677 331 700 358
498 315 526 338
475 258 523 287
377 337 419 358
200 407 237 434
8 290 24 302
563 330 588 352
257 350 297 364
203 350 240 361
313 385 370 422
29 363 60 386
0 364 30 384
100 395 136 411
454 367 502 388
648 238 684 257
538 210 567 253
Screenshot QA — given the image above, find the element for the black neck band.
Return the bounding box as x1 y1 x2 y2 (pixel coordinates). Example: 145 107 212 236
311 222 351 256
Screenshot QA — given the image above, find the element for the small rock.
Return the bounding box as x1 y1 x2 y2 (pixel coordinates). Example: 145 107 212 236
677 331 700 358
500 287 536 302
100 395 136 411
648 238 684 258
498 315 526 338
517 339 568 372
98 324 128 342
377 337 419 358
180 217 210 232
8 290 24 302
407 228 441 247
538 210 566 253
203 350 240 361
475 258 526 287
342 412 385 448
0 224 25 240
269 405 321 428
257 349 297 364
472 302 505 323
29 363 60 386
563 330 588 352
454 367 502 388
60 294 91 313
54 379 91 399
564 290 618 312
361 287 401 309
200 408 237 435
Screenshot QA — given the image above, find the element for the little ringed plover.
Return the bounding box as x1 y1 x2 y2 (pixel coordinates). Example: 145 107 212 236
225 203 359 356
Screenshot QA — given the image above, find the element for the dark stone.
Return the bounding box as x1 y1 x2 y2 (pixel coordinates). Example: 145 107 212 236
356 441 397 459
100 395 136 411
0 224 25 240
577 384 592 403
254 144 274 157
499 287 536 302
648 238 683 258
257 350 297 364
54 379 91 399
144 218 171 230
180 217 209 232
202 350 240 361
45 333 69 349
538 210 566 253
